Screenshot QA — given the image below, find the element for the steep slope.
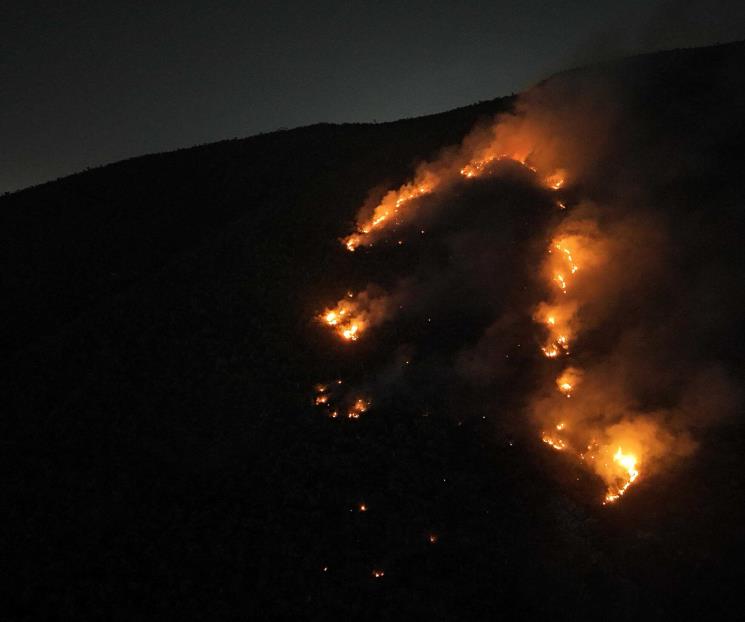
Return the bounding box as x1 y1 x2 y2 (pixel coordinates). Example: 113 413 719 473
3 41 745 619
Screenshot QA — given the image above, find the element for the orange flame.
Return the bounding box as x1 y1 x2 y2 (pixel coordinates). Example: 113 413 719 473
319 289 390 342
602 447 640 504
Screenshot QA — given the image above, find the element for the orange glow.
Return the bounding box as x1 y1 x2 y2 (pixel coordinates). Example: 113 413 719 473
372 569 385 578
342 177 435 251
347 398 369 419
603 447 640 504
542 433 567 451
544 170 566 190
556 367 582 398
319 289 390 342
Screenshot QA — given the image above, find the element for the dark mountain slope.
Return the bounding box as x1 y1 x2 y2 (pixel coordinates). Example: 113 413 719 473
3 41 745 620
1 97 513 354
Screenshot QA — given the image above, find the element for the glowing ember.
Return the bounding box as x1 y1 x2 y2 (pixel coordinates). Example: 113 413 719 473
428 533 439 544
372 569 385 578
358 503 368 512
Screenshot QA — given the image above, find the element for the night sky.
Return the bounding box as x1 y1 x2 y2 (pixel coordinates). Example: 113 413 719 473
3 0 744 194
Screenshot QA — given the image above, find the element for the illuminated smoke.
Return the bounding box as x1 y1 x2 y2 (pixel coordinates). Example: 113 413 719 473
319 286 394 342
315 65 742 506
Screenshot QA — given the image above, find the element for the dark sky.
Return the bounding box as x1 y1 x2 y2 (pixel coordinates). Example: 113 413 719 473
2 0 744 193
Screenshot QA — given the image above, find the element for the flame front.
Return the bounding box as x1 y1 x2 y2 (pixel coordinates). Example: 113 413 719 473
342 177 436 251
603 447 640 504
341 120 571 252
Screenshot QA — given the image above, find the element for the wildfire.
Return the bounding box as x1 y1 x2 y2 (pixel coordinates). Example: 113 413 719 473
541 345 558 358
347 398 369 419
603 447 640 504
556 367 582 398
342 179 434 251
313 380 368 421
542 433 567 451
459 153 543 180
320 288 389 342
342 143 558 251
544 170 566 190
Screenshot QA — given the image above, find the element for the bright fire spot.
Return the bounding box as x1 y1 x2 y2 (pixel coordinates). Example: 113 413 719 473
542 433 567 451
320 288 391 342
321 302 363 341
554 273 567 292
556 367 582 398
604 447 640 504
535 301 578 359
544 170 566 190
345 235 361 252
542 344 560 358
372 569 385 578
359 503 367 512
320 295 368 341
347 398 369 419
428 533 439 544
342 324 359 340
315 394 329 405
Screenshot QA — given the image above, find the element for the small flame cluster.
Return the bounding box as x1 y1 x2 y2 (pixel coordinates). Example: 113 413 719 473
319 288 390 343
320 292 364 341
313 381 370 420
550 241 579 294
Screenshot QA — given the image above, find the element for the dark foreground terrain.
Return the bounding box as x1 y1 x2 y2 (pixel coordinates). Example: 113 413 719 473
3 42 745 620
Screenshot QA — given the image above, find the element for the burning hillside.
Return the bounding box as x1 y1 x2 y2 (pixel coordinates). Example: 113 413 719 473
316 52 743 507
4 41 745 620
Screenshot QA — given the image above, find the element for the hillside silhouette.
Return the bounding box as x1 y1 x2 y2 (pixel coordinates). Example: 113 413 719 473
3 41 745 619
